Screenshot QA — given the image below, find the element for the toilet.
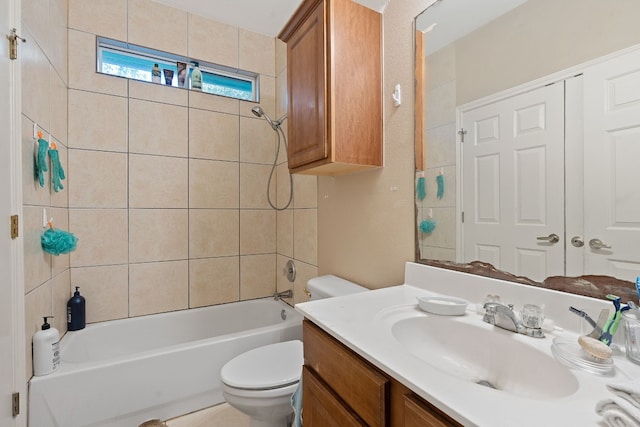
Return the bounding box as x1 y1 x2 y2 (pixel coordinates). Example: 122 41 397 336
220 275 368 427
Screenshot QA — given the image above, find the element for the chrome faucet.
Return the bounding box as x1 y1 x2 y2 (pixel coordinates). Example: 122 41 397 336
483 302 545 338
273 289 293 301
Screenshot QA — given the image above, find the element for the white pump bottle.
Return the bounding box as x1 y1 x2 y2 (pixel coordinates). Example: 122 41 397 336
33 316 60 376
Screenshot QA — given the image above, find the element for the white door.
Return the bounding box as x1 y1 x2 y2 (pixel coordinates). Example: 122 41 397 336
583 48 640 281
461 82 565 281
1 0 24 425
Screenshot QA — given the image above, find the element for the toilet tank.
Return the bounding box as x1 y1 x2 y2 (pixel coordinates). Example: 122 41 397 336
306 275 368 300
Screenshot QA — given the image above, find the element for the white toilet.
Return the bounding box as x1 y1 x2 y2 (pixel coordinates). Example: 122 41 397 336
220 275 368 427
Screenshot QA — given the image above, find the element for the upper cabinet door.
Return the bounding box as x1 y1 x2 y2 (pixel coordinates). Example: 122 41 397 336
286 2 327 170
279 0 383 176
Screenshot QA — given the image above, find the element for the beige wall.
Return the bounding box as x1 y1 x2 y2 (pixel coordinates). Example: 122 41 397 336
318 0 434 288
22 0 70 382
456 0 640 105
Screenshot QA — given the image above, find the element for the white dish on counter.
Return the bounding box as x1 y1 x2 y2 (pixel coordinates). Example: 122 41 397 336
416 296 469 315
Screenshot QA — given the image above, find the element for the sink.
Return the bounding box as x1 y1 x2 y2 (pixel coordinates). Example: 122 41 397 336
379 306 579 400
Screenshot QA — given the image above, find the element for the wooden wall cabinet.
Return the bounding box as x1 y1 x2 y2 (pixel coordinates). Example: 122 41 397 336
278 0 383 175
302 320 462 427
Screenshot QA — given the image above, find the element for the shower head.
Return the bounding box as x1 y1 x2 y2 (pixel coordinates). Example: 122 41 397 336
251 106 287 130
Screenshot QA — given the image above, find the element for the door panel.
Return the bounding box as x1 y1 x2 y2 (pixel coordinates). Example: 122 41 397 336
461 83 565 281
583 49 640 281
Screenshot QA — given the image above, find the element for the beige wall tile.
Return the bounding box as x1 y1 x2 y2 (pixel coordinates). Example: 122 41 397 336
23 206 51 293
189 257 240 308
71 265 129 322
276 209 293 257
188 14 238 67
291 259 318 305
239 116 276 164
239 30 275 77
68 0 127 40
189 91 239 115
22 29 50 132
189 209 239 258
129 80 188 106
24 282 52 381
50 70 68 145
50 141 69 209
275 70 288 120
129 209 188 263
293 174 318 209
50 0 69 85
129 98 188 157
68 90 128 152
425 44 456 90
275 164 291 209
189 109 239 161
68 150 127 208
129 260 188 316
69 209 128 267
294 209 317 265
425 123 457 169
51 269 71 334
23 118 50 206
22 0 50 61
68 30 128 96
240 254 276 300
275 255 294 305
425 80 456 130
128 0 188 56
240 163 273 209
129 154 188 208
189 159 239 209
240 210 276 255
275 39 287 77
418 207 456 249
249 76 276 119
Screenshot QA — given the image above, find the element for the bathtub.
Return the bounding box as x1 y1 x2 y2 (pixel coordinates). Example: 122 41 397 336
28 298 303 427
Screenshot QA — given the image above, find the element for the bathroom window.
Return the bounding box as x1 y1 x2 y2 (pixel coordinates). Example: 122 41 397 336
97 37 259 101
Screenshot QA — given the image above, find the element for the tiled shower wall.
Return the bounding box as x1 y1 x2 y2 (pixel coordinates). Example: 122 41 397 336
23 0 317 380
22 0 70 381
65 0 318 320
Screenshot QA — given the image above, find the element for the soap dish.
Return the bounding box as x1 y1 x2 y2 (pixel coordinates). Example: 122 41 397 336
550 337 614 375
417 296 469 316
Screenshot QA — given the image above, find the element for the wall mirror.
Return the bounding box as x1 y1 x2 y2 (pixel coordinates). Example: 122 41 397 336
414 0 640 299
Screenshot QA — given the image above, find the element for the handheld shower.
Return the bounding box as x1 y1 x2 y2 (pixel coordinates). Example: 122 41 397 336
251 106 287 130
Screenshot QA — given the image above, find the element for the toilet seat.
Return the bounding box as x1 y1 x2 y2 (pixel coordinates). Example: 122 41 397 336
221 340 303 391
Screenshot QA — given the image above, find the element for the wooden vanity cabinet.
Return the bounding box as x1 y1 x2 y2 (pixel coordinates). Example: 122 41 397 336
303 320 462 427
278 0 383 175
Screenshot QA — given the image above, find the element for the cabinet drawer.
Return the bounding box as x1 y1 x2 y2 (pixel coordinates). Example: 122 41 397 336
303 320 389 427
403 394 462 427
303 366 366 426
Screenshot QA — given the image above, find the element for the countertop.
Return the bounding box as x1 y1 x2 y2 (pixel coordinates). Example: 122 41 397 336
295 262 640 426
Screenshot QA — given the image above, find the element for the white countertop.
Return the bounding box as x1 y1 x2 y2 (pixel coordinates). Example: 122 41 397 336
295 262 640 426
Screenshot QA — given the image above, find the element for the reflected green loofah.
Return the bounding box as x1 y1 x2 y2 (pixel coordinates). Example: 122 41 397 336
416 176 426 201
420 219 436 234
436 174 444 200
41 227 78 255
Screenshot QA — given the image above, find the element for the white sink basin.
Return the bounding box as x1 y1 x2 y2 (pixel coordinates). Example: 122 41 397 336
378 305 579 400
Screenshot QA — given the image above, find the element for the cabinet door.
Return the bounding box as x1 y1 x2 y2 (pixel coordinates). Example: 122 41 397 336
303 366 366 427
403 394 459 427
286 1 327 169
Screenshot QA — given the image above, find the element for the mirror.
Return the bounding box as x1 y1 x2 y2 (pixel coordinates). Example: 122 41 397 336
414 0 640 299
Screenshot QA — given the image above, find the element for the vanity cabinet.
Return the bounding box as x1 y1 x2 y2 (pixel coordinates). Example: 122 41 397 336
278 0 383 175
303 320 462 427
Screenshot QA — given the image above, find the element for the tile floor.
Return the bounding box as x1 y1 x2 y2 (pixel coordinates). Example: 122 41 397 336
165 403 250 427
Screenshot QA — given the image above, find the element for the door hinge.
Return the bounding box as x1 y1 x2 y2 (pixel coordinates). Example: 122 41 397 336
10 215 18 239
7 28 26 60
458 128 467 143
12 392 19 417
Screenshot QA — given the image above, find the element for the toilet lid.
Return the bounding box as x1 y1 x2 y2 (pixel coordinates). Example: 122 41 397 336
221 340 303 390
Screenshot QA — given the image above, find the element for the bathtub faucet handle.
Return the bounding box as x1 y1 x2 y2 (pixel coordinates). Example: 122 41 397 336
273 290 293 301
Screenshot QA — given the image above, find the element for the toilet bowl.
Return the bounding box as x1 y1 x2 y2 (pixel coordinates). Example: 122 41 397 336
220 275 368 427
221 340 303 427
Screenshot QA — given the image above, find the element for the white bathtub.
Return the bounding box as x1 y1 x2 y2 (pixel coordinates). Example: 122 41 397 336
28 298 303 427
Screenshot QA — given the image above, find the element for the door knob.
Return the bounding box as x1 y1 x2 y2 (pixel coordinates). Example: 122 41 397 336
589 238 611 250
537 233 560 244
570 236 584 247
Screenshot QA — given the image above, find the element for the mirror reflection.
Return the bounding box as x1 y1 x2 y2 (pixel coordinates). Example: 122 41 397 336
415 0 640 285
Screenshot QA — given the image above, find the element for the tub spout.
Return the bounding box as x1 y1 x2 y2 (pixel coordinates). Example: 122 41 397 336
274 290 293 300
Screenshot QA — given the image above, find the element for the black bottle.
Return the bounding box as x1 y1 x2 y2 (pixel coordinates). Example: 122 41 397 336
67 286 86 331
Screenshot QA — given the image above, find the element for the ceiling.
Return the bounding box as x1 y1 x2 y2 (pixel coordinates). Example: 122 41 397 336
154 0 390 37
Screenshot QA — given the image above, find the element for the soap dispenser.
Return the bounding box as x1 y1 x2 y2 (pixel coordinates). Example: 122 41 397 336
151 63 161 83
191 62 202 91
33 316 60 376
67 286 86 331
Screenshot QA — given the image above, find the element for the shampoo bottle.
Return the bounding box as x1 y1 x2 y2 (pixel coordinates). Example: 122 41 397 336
152 63 161 83
33 316 60 376
67 286 86 331
191 62 202 91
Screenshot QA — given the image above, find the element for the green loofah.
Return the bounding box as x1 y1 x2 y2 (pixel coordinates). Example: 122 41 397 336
41 227 78 255
420 218 436 234
36 138 49 187
436 174 444 200
416 176 426 201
